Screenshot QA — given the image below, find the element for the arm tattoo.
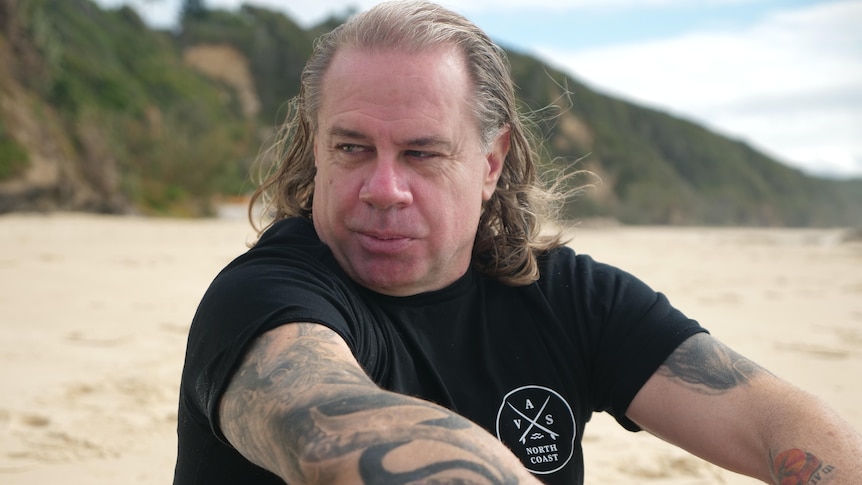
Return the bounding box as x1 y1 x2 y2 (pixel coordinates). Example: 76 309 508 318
220 324 521 484
771 448 836 485
360 441 511 485
657 334 765 395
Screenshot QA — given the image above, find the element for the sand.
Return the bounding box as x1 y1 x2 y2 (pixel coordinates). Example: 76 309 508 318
1 212 860 484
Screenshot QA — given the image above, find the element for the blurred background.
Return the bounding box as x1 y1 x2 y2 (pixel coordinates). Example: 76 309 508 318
2 0 861 225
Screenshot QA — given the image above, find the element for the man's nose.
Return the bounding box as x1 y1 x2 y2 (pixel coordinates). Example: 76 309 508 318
358 157 413 210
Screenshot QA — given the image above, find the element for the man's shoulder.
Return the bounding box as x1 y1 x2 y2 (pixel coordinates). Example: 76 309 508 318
214 217 343 289
248 217 337 263
534 245 637 298
536 245 596 275
256 217 319 246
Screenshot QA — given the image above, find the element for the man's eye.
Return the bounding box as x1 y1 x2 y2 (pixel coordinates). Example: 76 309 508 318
337 144 363 153
406 150 435 160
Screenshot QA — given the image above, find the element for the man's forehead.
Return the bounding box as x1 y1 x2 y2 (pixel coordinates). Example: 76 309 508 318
322 44 470 89
332 43 465 65
313 44 480 145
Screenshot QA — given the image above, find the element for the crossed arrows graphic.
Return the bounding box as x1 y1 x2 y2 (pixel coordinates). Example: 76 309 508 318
506 395 560 444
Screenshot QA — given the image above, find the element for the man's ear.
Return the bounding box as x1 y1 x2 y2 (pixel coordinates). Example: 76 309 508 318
482 126 510 201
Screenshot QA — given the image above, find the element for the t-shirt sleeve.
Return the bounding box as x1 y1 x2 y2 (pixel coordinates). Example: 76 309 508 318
180 247 363 444
566 252 707 431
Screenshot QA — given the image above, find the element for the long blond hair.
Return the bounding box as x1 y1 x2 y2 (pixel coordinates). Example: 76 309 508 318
250 1 569 286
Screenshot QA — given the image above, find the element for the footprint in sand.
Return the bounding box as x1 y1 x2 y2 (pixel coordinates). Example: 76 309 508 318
1 409 51 429
64 331 131 347
774 342 850 360
618 453 726 482
2 409 111 464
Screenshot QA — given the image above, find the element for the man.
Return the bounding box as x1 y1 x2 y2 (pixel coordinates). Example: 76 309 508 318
173 1 862 484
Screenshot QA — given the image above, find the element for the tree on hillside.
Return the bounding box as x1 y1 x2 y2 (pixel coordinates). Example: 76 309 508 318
181 0 207 21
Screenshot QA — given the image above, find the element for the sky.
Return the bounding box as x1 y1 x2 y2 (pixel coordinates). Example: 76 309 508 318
93 0 862 179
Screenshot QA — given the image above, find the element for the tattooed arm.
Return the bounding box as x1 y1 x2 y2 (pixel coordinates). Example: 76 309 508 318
218 322 543 485
626 333 862 484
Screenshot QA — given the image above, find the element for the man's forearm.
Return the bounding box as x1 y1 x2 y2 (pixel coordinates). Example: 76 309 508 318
219 324 542 484
268 386 540 484
629 334 862 484
763 393 862 485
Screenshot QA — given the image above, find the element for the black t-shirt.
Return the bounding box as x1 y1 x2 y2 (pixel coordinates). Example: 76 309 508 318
174 218 705 484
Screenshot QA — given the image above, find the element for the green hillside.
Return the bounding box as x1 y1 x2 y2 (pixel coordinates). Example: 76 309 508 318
1 0 860 225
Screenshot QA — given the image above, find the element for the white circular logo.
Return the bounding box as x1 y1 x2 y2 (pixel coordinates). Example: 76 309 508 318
495 385 576 475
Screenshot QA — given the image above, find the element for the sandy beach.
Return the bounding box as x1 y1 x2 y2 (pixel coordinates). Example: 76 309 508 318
1 212 860 484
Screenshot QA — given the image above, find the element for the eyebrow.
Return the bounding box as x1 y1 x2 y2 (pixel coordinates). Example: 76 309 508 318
405 136 452 151
327 126 453 151
327 126 368 140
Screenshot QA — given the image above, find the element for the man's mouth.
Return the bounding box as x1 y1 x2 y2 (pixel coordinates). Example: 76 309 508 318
357 231 413 253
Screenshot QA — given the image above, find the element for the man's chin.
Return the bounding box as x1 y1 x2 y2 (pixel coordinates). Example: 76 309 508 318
353 267 428 297
358 277 420 297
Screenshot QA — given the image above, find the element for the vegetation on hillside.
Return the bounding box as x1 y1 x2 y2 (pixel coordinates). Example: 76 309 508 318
0 0 860 225
7 0 256 215
507 52 862 225
178 4 312 125
0 117 29 180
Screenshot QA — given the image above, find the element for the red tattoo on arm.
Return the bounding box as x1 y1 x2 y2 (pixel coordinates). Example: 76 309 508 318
772 448 835 485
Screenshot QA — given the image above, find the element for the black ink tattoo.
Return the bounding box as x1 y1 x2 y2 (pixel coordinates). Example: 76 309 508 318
657 334 765 395
360 442 511 485
220 324 522 484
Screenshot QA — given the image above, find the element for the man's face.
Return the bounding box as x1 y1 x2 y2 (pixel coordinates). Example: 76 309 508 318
312 46 508 296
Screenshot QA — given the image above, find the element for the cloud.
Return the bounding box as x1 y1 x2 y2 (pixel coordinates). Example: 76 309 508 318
97 0 775 28
453 0 764 12
93 0 862 177
531 0 862 176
